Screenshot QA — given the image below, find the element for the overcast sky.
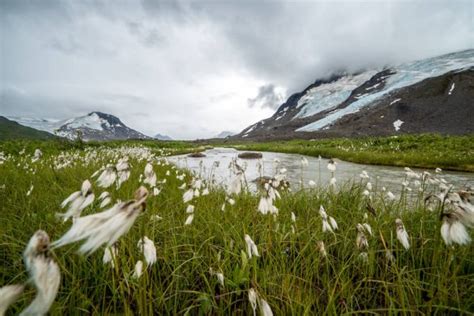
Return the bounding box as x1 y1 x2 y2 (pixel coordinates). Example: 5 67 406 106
1 0 472 139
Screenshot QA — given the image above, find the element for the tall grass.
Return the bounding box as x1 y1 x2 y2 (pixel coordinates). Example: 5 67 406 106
0 142 473 315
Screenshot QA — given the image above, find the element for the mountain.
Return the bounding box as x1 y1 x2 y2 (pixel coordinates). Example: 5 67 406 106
215 131 235 138
236 49 474 140
154 133 173 140
9 112 150 141
0 116 57 140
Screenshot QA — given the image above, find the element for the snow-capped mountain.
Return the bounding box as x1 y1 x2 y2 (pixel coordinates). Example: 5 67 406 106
9 112 150 141
154 133 173 140
236 49 474 139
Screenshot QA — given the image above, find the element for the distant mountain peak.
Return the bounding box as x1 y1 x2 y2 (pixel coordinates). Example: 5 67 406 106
154 133 173 141
8 112 150 141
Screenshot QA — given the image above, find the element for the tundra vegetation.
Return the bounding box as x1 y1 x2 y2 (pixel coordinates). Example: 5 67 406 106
0 138 473 315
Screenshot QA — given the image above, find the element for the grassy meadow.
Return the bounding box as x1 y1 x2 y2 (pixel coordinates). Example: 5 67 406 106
1 140 473 315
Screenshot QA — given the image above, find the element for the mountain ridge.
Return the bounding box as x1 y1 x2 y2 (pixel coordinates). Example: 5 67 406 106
235 49 474 140
8 112 151 141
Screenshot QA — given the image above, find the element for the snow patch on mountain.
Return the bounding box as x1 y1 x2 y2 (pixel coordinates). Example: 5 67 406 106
296 50 474 132
294 71 377 119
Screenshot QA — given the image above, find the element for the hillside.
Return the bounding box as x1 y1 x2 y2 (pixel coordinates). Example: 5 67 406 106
0 116 57 140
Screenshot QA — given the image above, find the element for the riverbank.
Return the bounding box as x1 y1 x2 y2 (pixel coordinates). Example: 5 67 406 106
220 134 474 172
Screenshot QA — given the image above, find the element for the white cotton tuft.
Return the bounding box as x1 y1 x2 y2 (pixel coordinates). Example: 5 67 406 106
244 234 260 259
97 166 117 188
248 288 258 316
103 245 118 268
183 189 194 203
138 236 157 267
133 260 144 279
53 187 148 255
395 219 410 250
184 214 194 225
21 230 60 316
0 284 25 315
58 180 95 221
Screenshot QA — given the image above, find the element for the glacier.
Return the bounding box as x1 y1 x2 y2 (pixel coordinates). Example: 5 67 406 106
296 49 474 132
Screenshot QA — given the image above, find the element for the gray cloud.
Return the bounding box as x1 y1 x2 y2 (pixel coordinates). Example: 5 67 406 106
1 0 472 139
248 84 284 110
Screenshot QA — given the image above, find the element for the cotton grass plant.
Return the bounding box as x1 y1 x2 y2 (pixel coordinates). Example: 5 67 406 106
0 141 473 314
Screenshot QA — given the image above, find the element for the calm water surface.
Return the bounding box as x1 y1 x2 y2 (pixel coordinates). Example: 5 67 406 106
169 148 474 194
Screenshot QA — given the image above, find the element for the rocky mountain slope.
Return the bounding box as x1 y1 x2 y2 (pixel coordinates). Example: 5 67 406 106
235 49 474 140
8 112 150 141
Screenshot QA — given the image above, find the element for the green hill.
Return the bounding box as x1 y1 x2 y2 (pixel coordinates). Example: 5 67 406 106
0 116 57 140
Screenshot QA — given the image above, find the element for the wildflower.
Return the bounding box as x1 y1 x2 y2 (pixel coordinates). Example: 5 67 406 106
0 285 24 315
143 163 157 187
259 298 273 316
395 219 410 250
356 224 368 250
215 272 224 287
183 188 194 203
319 206 334 233
103 245 118 268
52 187 149 255
32 149 42 163
228 171 244 195
362 223 373 236
329 177 337 188
58 180 95 221
257 194 278 215
308 180 316 187
316 241 327 257
97 165 117 188
22 230 61 316
116 158 130 188
327 159 337 172
99 191 111 208
291 212 296 223
387 191 396 201
328 216 338 230
366 182 372 191
244 234 260 259
133 260 143 279
186 204 195 214
435 168 442 173
202 188 209 195
248 288 258 316
441 213 471 245
138 236 157 267
153 187 160 196
184 214 194 225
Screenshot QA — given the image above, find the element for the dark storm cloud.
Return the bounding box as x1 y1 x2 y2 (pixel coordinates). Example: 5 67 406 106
0 0 472 139
248 84 284 110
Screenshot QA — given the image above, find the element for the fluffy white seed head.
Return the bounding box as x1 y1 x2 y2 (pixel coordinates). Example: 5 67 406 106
395 219 410 250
